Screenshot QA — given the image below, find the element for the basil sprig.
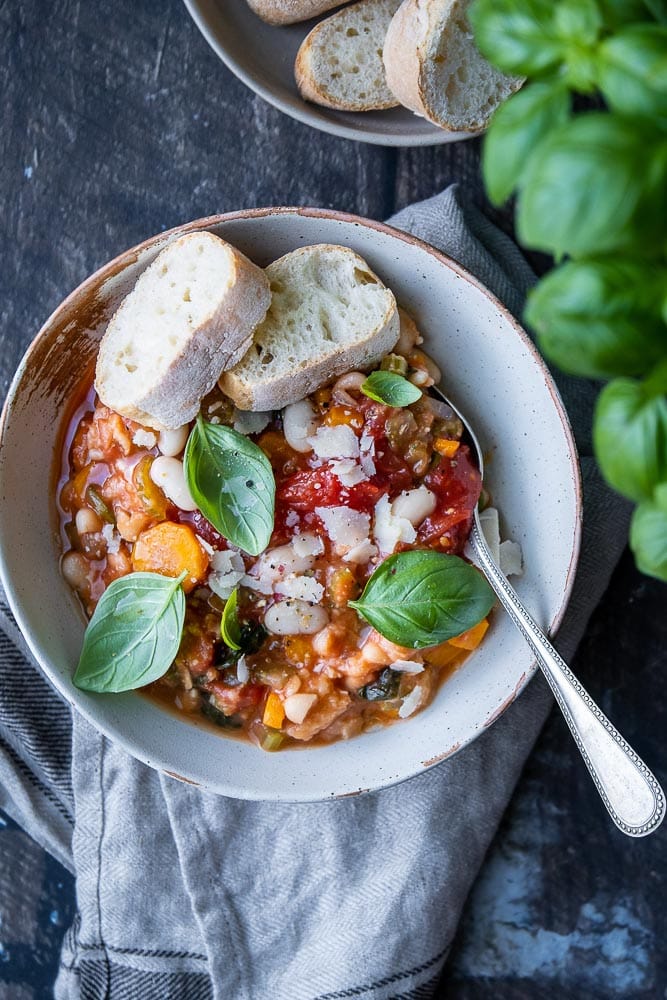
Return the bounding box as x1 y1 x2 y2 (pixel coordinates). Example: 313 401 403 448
360 371 422 407
74 571 186 693
350 551 495 649
184 415 275 557
220 587 242 651
470 0 667 581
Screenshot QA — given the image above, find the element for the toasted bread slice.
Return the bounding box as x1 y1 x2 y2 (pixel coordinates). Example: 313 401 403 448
295 0 402 112
246 0 349 25
220 245 399 411
95 232 271 430
383 0 522 133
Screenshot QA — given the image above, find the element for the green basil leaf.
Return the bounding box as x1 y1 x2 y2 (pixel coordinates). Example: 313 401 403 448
594 376 667 502
555 0 603 44
483 81 570 205
184 416 275 557
598 26 667 118
73 571 186 693
518 113 667 258
360 371 422 407
525 259 667 378
630 485 667 580
220 587 242 651
470 0 564 76
643 0 667 25
349 551 495 649
598 0 655 26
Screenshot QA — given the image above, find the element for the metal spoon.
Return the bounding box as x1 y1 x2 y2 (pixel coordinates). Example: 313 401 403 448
431 385 665 838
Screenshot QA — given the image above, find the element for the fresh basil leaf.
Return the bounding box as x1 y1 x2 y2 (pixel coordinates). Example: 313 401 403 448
643 0 667 24
349 551 495 649
360 371 422 407
607 0 652 23
184 416 275 557
483 81 570 205
630 484 667 580
598 26 667 118
470 0 564 76
220 587 242 650
525 259 667 378
555 0 603 44
73 571 186 693
594 376 667 502
518 114 666 258
599 0 652 27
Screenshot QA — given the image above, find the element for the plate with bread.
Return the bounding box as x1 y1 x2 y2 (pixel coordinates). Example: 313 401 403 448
183 0 521 146
0 208 580 798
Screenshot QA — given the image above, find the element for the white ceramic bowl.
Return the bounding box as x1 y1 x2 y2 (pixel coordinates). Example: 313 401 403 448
182 0 470 146
0 208 581 800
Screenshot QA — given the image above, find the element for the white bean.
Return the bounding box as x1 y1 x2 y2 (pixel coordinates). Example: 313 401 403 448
411 349 441 383
283 693 317 724
150 456 198 511
158 425 190 457
61 551 90 592
282 400 318 453
391 486 437 526
75 507 103 535
332 371 365 394
260 542 315 577
264 599 329 636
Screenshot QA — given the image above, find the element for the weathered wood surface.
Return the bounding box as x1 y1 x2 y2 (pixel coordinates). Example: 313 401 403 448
0 1 665 997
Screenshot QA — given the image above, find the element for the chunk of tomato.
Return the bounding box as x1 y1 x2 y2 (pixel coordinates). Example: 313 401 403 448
418 446 481 548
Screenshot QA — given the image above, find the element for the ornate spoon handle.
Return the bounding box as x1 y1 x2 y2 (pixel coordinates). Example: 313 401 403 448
468 518 665 838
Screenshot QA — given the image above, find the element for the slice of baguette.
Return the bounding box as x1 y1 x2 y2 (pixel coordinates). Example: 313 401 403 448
246 0 349 25
220 245 399 411
295 0 402 112
95 232 271 430
383 0 523 133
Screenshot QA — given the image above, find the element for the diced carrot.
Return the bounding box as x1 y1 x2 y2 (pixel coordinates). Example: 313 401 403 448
434 438 460 458
131 522 209 593
323 405 363 430
449 618 489 650
263 691 285 729
424 642 462 669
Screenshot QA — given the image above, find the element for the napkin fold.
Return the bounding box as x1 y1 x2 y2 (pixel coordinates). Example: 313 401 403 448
0 186 630 1000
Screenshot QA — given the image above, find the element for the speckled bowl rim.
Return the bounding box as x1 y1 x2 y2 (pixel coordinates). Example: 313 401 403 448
0 206 582 798
181 0 472 147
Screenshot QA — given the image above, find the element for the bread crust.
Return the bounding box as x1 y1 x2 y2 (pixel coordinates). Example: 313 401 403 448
383 0 522 133
95 235 271 430
383 0 428 119
246 0 348 25
220 245 400 411
295 1 401 112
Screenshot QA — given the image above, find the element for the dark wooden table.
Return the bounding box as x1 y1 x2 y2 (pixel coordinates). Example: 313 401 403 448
1 2 666 997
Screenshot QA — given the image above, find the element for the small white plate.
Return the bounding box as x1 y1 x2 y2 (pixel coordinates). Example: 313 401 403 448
182 0 471 146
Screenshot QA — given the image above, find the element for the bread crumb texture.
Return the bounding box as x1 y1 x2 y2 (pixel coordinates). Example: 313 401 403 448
297 0 402 111
220 244 399 410
423 0 521 130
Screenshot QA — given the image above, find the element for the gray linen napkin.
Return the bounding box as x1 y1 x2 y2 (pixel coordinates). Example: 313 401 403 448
0 186 630 1000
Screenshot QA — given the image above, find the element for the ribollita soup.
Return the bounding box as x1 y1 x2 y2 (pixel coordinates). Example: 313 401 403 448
56 236 517 752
